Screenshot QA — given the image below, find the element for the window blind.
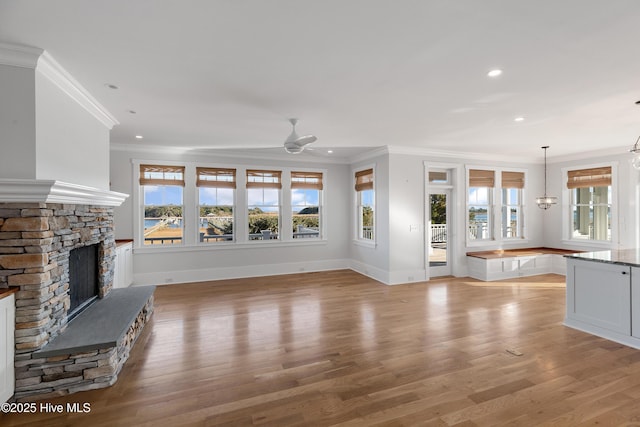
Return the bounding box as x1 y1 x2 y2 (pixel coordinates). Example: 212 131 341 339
566 166 611 189
196 167 236 188
246 170 282 189
355 168 374 191
291 171 323 190
469 169 495 187
501 171 524 189
139 164 185 186
429 171 448 183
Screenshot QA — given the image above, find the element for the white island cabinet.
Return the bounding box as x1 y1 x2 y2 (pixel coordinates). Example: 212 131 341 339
565 250 640 349
1 290 15 403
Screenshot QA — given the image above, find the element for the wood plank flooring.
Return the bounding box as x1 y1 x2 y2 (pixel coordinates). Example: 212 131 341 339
3 270 640 426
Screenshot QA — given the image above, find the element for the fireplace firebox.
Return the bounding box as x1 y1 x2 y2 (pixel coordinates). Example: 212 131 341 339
68 244 100 320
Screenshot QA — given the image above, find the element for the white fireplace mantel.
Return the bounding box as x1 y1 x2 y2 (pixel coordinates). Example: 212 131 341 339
0 179 128 207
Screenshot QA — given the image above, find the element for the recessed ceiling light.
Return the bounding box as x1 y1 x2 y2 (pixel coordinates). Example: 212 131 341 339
135 135 143 139
327 150 333 154
514 117 525 122
104 83 119 90
487 69 503 78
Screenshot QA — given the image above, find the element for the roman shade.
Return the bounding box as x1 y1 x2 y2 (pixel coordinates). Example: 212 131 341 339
196 167 236 189
139 164 185 186
429 171 448 183
291 171 323 190
246 170 282 189
469 169 495 187
566 167 612 189
502 171 525 189
355 168 374 191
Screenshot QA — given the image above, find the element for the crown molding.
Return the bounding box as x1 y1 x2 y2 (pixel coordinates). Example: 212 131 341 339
0 43 43 68
347 146 389 164
0 43 118 129
385 145 527 163
0 179 128 206
37 51 119 129
110 143 353 164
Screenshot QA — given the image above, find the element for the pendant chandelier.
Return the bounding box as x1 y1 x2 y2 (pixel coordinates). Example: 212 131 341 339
536 146 557 209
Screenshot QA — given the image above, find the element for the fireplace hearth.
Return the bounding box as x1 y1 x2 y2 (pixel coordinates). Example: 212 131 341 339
0 201 153 401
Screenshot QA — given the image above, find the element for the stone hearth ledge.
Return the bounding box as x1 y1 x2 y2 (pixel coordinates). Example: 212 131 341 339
33 286 156 358
13 286 155 401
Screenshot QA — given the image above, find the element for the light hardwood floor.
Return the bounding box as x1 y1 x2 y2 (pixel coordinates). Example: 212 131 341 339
3 270 640 426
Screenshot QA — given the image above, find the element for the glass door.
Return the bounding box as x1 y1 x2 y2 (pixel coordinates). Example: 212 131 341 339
428 191 451 276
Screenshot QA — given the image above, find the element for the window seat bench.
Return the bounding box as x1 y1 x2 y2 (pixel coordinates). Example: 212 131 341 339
466 247 582 281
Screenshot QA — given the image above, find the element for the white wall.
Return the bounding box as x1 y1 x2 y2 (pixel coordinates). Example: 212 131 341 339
111 144 636 286
34 72 110 190
387 154 426 283
348 150 545 284
349 153 391 282
0 64 36 179
110 147 351 285
390 152 545 282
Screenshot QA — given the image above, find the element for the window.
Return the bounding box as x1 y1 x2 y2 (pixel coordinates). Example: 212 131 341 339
355 168 374 240
247 170 281 240
468 169 494 241
291 171 322 239
139 164 185 245
567 166 612 241
501 171 524 239
197 167 235 243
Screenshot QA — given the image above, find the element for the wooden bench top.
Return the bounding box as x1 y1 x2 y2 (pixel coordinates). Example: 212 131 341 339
466 247 583 259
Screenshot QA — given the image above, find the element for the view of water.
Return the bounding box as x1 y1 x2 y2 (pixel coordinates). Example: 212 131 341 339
144 218 183 229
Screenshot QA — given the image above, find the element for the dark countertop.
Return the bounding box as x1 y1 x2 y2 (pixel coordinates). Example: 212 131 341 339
0 287 18 300
565 249 640 267
116 239 133 248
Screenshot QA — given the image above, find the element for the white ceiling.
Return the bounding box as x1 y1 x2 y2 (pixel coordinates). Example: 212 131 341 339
1 0 639 161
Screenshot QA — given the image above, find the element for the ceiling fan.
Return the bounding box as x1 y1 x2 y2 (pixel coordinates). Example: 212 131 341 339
283 118 317 154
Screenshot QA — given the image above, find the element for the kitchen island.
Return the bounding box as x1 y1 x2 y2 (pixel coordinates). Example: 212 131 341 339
565 249 640 349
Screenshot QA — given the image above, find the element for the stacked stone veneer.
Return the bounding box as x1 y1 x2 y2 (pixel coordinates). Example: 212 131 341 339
0 203 152 400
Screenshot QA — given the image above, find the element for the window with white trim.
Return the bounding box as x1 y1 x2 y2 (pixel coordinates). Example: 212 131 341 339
291 171 322 239
501 171 524 239
139 164 184 246
247 170 281 241
355 168 374 241
468 169 494 241
567 166 612 241
197 167 235 243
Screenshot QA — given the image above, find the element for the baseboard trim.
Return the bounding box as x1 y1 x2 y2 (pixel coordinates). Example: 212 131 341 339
133 259 351 286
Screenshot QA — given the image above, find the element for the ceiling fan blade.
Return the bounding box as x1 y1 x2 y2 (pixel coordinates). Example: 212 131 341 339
294 135 317 146
283 118 317 154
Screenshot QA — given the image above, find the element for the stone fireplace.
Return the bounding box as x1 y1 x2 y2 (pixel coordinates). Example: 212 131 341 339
0 195 152 401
